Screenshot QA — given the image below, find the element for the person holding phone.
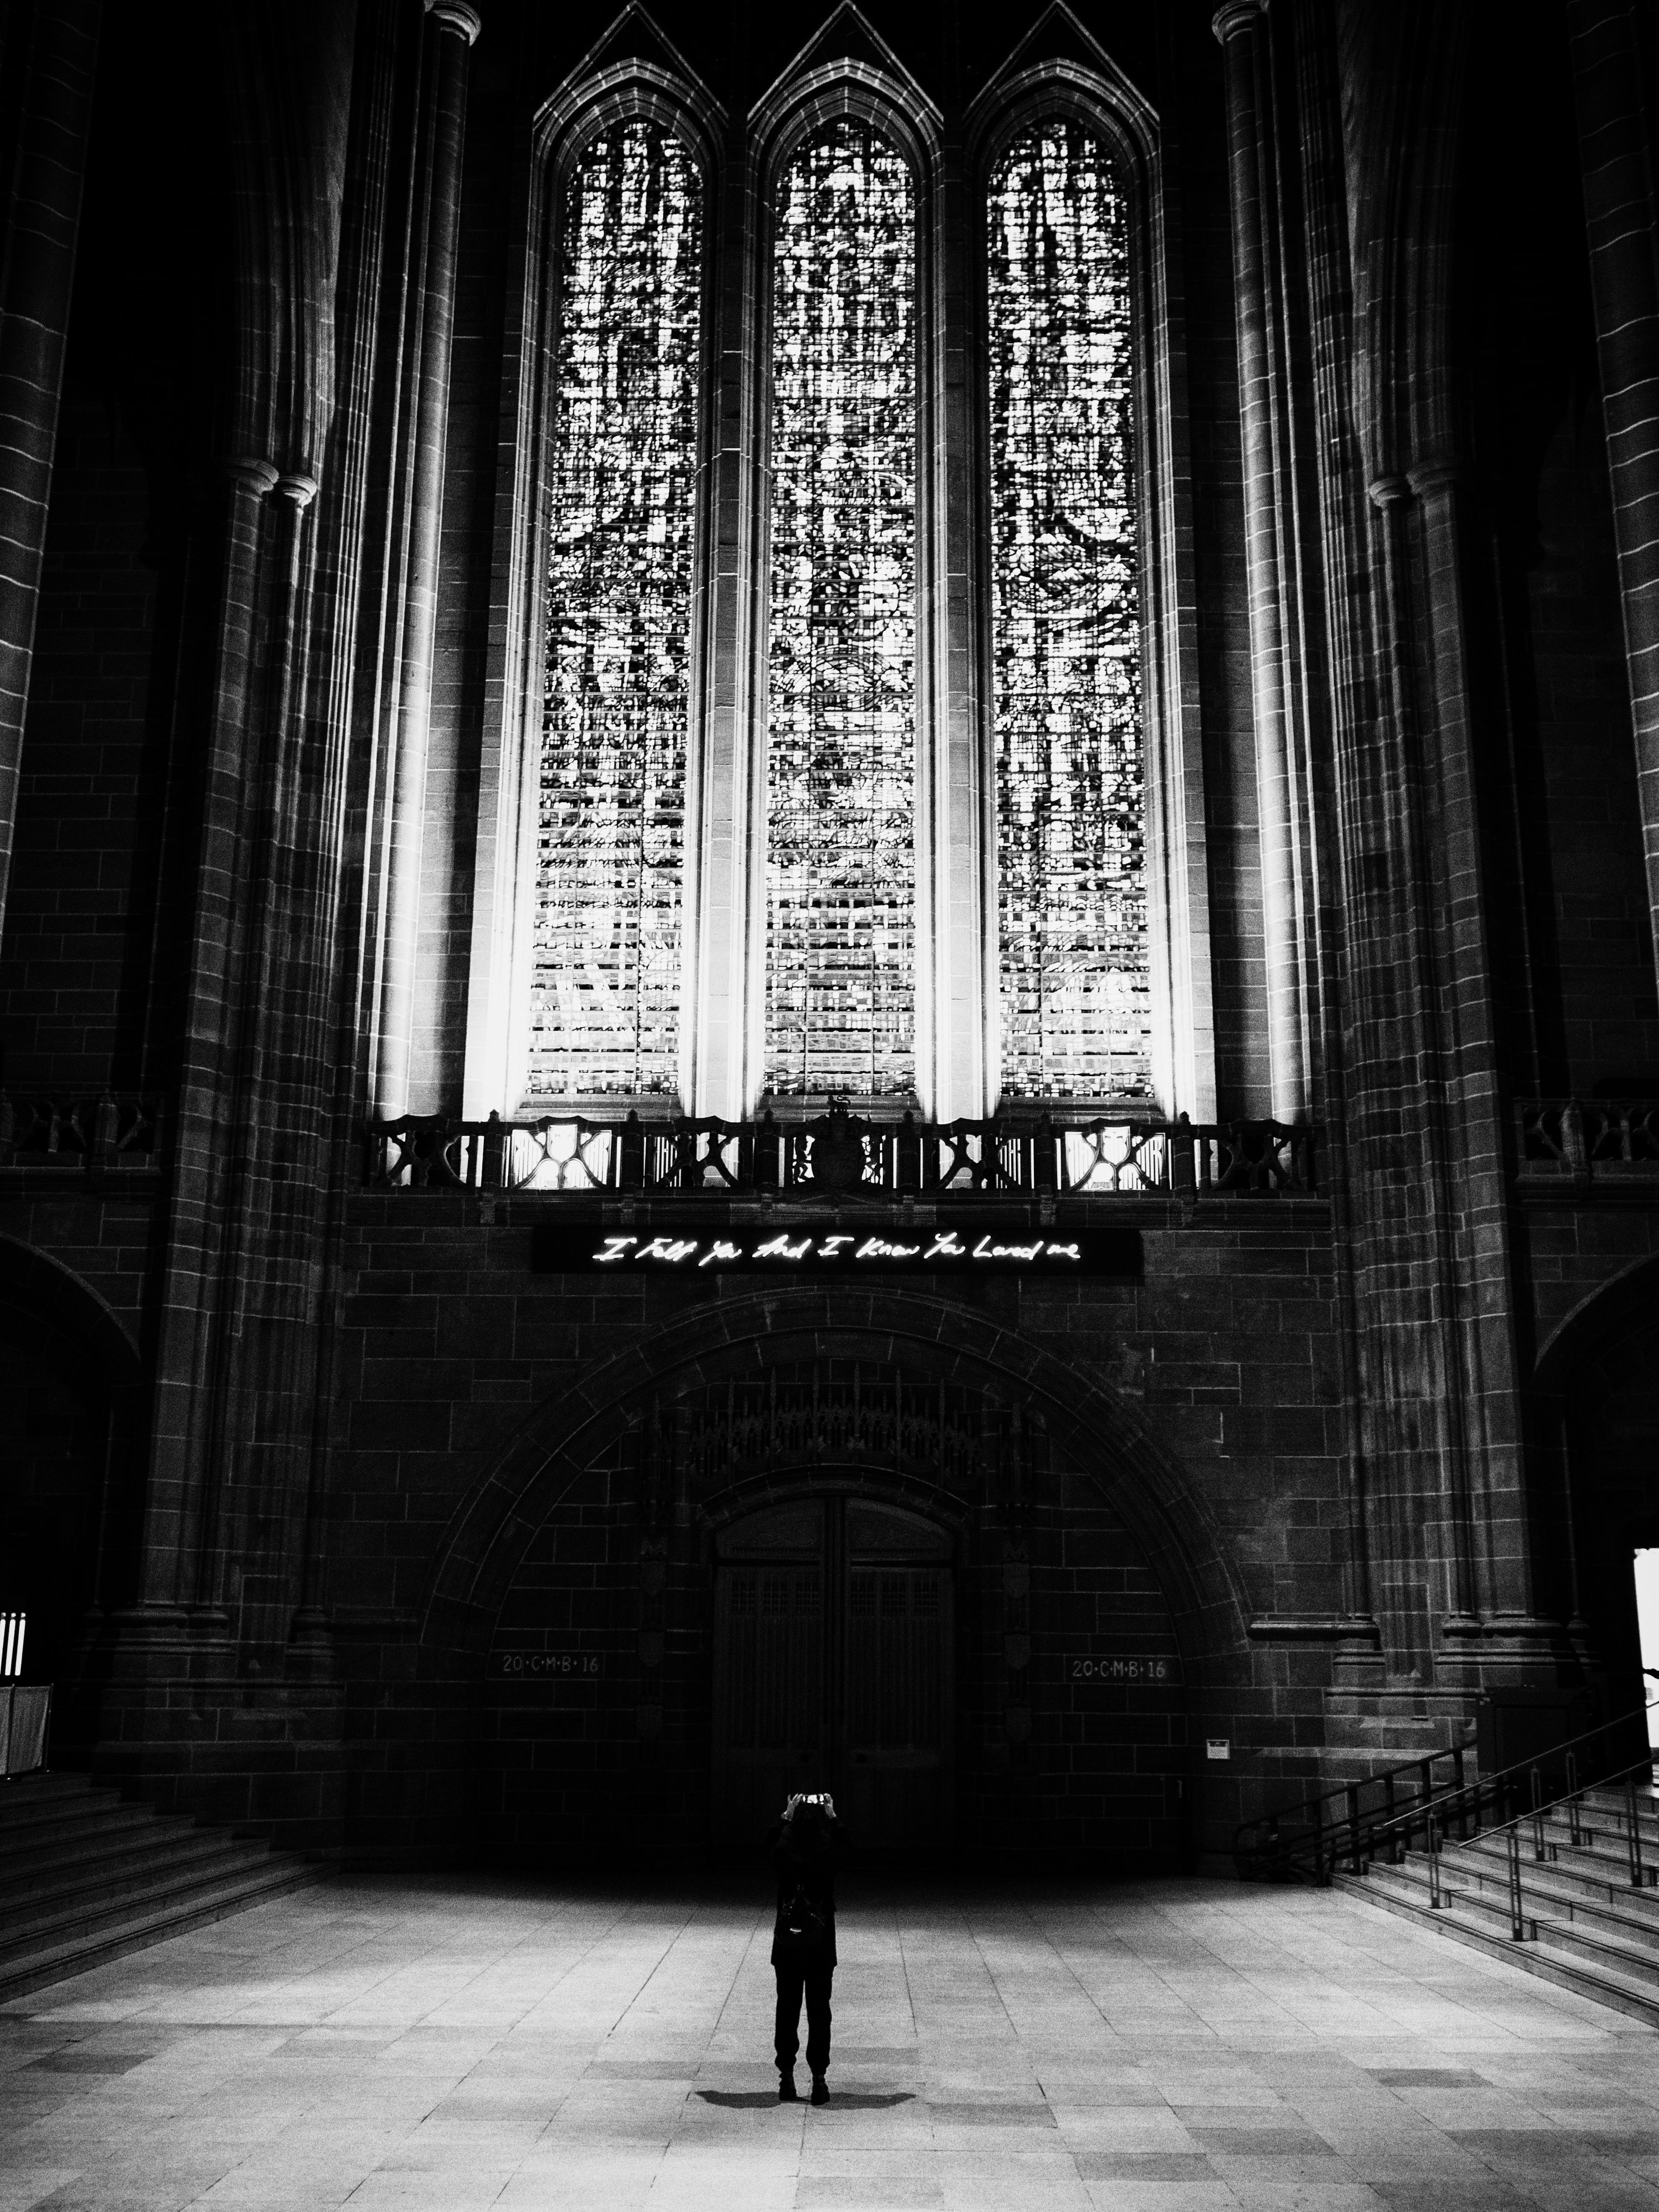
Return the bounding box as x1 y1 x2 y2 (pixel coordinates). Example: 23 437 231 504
771 1790 841 2103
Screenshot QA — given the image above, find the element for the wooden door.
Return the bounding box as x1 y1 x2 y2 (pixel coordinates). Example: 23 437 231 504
712 1502 825 1844
841 1502 953 1848
712 1495 952 1851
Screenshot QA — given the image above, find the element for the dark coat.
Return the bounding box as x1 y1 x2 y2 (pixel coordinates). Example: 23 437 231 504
770 1805 842 1970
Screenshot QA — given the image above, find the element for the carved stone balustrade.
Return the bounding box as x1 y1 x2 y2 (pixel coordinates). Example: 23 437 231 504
364 1100 1318 1200
0 1091 165 1172
1516 1098 1659 1186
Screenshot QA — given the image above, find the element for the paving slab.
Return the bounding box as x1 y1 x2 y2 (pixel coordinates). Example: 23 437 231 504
1 1876 1656 2211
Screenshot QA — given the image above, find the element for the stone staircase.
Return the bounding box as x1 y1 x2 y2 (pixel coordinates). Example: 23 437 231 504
0 1770 327 2001
1343 1778 1659 2026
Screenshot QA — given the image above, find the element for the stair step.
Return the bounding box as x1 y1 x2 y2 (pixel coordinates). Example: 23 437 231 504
0 1802 193 1860
0 1858 326 2003
1443 1828 1659 1896
1343 1867 1659 2029
0 1834 282 1948
0 1771 329 1999
1427 1855 1659 1951
1379 1861 1659 1983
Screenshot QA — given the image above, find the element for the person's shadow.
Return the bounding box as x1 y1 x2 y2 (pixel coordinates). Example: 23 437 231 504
696 2090 916 2110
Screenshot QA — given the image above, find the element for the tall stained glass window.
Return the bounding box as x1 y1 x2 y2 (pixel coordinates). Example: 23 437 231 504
988 120 1151 1100
766 122 917 1100
528 122 702 1100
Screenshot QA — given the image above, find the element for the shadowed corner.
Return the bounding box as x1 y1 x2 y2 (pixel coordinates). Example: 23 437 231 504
695 2089 917 2110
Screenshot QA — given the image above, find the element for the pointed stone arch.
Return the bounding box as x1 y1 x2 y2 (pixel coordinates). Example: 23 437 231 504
417 1284 1252 1685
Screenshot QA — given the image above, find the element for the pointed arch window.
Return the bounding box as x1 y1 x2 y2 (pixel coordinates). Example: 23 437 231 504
527 118 704 1102
987 118 1151 1102
765 119 917 1101
475 28 1208 1129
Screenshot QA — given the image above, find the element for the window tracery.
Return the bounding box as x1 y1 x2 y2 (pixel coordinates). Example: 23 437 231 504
765 120 917 1101
987 119 1151 1101
527 119 702 1100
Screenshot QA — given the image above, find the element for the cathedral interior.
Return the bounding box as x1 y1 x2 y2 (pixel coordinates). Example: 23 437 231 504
1 0 1658 1903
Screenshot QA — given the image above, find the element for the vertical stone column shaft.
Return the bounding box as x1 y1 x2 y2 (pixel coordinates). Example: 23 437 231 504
1214 0 1308 1124
0 0 101 945
142 459 277 1611
1569 1 1659 969
373 0 479 1114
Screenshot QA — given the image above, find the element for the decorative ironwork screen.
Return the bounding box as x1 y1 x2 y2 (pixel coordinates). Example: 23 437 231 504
528 122 703 1101
988 121 1151 1101
766 122 917 1100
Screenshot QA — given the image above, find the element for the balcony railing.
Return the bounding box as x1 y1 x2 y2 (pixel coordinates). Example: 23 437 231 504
364 1105 1317 1199
1517 1098 1659 1181
0 1092 164 1170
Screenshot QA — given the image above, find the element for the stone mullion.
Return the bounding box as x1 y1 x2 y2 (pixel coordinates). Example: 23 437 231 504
1408 461 1533 1631
0 0 100 946
688 128 762 1118
1569 1 1659 971
373 0 480 1117
1213 0 1309 1125
922 113 990 1121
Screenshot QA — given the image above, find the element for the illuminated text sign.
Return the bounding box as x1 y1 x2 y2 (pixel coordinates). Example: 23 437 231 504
530 1225 1141 1278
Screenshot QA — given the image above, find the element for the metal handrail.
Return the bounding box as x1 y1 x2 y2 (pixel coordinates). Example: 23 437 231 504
1426 1750 1656 1943
1235 1703 1656 1884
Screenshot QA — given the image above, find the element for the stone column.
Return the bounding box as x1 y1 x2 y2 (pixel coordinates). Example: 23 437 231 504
141 456 278 1616
373 0 480 1115
1214 0 1309 1124
0 0 102 944
1569 2 1659 969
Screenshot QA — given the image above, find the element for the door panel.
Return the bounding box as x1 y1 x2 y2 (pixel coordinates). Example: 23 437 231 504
842 1565 951 1848
713 1564 823 1844
713 1495 953 1851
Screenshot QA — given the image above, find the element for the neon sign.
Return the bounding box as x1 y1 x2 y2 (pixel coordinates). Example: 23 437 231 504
529 1226 1141 1278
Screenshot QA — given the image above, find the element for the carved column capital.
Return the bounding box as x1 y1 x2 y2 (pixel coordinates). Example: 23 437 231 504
425 0 481 43
273 470 319 511
1406 457 1464 502
1366 472 1412 510
1212 0 1267 45
226 456 280 498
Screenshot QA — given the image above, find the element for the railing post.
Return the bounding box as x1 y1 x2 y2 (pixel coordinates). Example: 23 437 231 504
1530 1766 1548 1862
1562 1097 1589 1179
897 1110 921 1194
755 1110 780 1193
1170 1111 1196 1199
1428 1814 1443 1909
481 1110 505 1191
1347 1783 1362 1874
1567 1750 1582 1847
1507 1824 1529 1939
1453 1746 1467 1839
620 1110 644 1193
1032 1113 1057 1193
1627 1772 1651 1888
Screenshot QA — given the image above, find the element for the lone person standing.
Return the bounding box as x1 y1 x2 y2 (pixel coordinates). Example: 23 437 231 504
771 1792 840 2104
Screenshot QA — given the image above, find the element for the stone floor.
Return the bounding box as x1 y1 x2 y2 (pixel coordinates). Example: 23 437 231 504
3 1875 1657 2212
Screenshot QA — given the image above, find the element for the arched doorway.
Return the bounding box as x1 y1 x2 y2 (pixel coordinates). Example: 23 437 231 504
0 1237 144 1743
712 1494 953 1850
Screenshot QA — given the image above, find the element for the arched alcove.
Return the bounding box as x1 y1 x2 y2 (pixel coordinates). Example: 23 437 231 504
419 1285 1249 1867
0 1236 146 1741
